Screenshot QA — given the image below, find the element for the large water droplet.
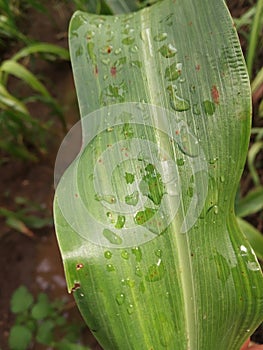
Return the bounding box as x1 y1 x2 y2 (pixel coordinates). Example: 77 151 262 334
159 44 177 58
135 266 143 277
154 32 168 42
114 48 122 55
134 207 156 225
103 229 123 245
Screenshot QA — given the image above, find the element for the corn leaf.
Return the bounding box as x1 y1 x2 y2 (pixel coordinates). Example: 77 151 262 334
54 1 263 349
12 43 70 62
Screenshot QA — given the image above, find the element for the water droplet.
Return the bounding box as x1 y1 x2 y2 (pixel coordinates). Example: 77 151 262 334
247 261 260 271
132 247 142 262
164 62 181 81
122 36 135 45
213 205 219 215
115 215 125 229
125 191 139 206
193 104 201 115
86 30 95 40
114 48 122 55
220 175 225 183
129 45 139 53
187 186 194 198
135 266 143 277
155 249 163 257
131 60 142 68
127 304 134 314
154 32 168 41
145 260 165 282
101 58 110 66
167 85 190 111
125 172 135 184
116 293 125 305
104 251 112 259
203 100 216 115
96 194 116 204
176 158 185 166
209 157 218 164
122 278 135 288
103 229 123 245
106 264 115 272
121 250 130 260
159 44 177 58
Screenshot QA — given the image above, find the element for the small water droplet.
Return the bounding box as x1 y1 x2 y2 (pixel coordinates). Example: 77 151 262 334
115 215 125 229
135 266 143 277
132 247 142 262
101 58 110 66
114 48 122 55
103 229 123 245
159 44 177 58
121 250 130 260
116 293 125 305
125 191 139 206
203 100 216 116
220 175 225 183
165 62 181 81
193 104 201 115
104 251 112 259
122 36 135 45
106 264 115 272
127 304 134 314
176 158 185 166
209 157 218 165
247 261 260 271
154 32 168 41
213 205 219 215
155 249 163 258
129 45 139 53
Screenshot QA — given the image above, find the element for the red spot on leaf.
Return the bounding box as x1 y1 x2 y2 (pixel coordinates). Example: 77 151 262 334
94 65 98 76
111 66 117 77
211 85 219 104
107 46 112 54
196 64 200 71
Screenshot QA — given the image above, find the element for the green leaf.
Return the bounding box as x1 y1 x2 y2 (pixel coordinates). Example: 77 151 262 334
236 186 263 217
10 286 34 314
31 295 51 320
12 43 70 61
36 320 54 345
0 60 50 97
237 218 263 262
8 325 32 350
54 1 263 350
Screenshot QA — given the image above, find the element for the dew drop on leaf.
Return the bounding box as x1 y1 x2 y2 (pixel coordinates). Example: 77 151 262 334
106 264 115 272
121 250 129 260
203 100 216 115
122 36 135 45
104 251 112 259
103 229 123 245
127 304 134 314
116 293 125 305
115 215 125 229
145 260 165 282
132 247 142 262
125 191 139 206
159 44 177 58
154 32 168 41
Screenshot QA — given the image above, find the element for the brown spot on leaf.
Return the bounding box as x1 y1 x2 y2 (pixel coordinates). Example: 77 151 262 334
71 282 81 292
196 64 200 71
111 66 117 77
76 263 84 270
211 85 219 104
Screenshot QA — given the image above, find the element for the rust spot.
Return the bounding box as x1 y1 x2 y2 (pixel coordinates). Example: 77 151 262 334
195 64 200 71
71 282 81 292
175 130 180 135
76 263 84 270
110 66 117 77
75 193 79 198
94 65 98 76
107 46 112 54
211 85 219 104
189 21 193 26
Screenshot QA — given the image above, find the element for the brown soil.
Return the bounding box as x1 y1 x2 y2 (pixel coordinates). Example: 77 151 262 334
0 1 262 349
